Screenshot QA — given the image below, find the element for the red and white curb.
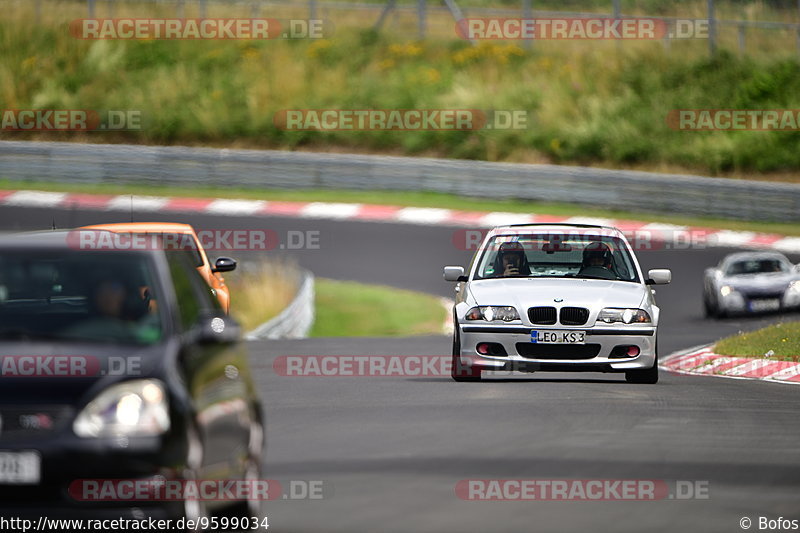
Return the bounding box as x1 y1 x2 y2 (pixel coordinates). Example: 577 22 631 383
2 189 800 253
661 345 800 385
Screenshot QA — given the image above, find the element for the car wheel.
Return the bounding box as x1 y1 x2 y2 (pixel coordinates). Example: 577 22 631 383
702 293 714 318
625 344 659 384
183 425 208 532
224 417 265 520
451 321 481 382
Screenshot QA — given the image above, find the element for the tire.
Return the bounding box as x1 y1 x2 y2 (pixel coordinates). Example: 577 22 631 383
183 425 209 532
224 416 265 520
702 292 714 318
625 348 659 384
451 322 481 382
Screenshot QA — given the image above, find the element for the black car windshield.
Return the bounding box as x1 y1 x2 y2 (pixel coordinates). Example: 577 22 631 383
0 250 164 345
726 258 789 276
474 233 640 283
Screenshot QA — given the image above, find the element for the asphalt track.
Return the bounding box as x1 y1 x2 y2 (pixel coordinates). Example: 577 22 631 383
1 205 799 533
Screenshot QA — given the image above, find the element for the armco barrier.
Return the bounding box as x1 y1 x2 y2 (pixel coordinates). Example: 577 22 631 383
246 270 315 340
2 141 800 221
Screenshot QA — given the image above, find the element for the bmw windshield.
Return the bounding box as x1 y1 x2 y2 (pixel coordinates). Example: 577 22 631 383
474 233 640 283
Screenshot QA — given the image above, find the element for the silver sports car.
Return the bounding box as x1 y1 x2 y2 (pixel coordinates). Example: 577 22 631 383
702 251 800 318
443 224 671 384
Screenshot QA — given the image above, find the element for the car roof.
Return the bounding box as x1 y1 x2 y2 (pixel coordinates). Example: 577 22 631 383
80 222 196 234
491 223 625 237
0 229 162 255
723 251 789 261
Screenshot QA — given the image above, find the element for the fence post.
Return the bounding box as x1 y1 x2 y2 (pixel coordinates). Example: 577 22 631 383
418 0 426 39
796 26 800 59
522 0 532 49
737 23 745 55
200 0 207 19
707 0 716 56
87 0 95 18
107 0 113 18
310 0 317 22
612 0 620 18
35 0 42 24
176 0 184 18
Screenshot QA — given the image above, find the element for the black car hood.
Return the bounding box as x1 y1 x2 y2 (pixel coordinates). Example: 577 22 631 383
0 340 175 406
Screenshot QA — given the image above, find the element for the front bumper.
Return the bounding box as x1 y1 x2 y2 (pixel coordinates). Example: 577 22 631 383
458 324 657 372
0 430 188 519
718 289 800 314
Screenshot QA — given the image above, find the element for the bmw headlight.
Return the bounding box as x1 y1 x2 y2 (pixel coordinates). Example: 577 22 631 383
465 306 520 322
788 280 800 293
73 379 170 438
597 308 652 324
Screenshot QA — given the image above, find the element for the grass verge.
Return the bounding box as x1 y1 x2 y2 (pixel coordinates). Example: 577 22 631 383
3 178 800 237
714 321 800 362
311 278 447 337
6 1 800 175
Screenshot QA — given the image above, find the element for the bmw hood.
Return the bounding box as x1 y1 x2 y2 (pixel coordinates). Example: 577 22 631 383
467 278 647 311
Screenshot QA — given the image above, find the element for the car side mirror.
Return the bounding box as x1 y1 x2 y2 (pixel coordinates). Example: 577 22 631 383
194 314 241 344
443 266 467 282
646 268 672 285
212 257 237 273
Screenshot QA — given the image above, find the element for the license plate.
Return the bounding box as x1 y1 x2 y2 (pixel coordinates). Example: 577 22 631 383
531 330 586 344
749 299 780 312
0 451 41 484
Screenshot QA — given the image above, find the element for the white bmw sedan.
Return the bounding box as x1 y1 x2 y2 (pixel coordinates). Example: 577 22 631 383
443 224 671 383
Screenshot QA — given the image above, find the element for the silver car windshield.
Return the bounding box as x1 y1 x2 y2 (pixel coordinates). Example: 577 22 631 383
474 233 640 283
725 258 788 276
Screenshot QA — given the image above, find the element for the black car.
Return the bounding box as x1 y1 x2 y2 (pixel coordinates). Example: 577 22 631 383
0 231 264 524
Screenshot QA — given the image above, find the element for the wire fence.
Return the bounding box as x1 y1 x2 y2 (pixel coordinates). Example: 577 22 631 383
50 0 800 55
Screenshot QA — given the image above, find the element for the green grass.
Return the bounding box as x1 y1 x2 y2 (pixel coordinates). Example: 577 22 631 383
6 2 800 175
311 278 447 337
715 321 800 362
4 178 800 236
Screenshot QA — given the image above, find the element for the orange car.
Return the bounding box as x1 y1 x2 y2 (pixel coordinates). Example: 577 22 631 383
79 222 236 313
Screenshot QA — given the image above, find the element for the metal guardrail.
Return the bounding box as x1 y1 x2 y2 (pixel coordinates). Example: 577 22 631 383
1 140 800 221
246 269 315 339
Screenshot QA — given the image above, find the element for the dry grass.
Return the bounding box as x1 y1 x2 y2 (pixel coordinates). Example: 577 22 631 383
225 258 301 331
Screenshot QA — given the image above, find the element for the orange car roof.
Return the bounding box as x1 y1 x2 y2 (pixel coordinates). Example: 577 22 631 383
80 222 196 234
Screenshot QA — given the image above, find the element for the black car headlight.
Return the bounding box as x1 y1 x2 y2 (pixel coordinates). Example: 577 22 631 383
465 306 520 322
597 308 652 324
73 379 170 438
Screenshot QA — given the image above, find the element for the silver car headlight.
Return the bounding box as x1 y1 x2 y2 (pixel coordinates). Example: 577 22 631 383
597 308 652 324
73 379 170 438
787 280 800 293
465 306 520 322
720 285 736 297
